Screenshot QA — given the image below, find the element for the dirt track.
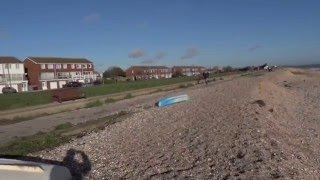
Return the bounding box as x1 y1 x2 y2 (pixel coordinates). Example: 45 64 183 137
32 69 320 179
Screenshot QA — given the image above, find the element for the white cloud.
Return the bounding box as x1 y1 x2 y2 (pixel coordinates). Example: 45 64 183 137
128 48 145 58
248 44 263 52
181 47 199 60
83 13 101 24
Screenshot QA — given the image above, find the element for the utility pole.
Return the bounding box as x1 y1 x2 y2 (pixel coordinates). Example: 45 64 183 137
7 63 12 88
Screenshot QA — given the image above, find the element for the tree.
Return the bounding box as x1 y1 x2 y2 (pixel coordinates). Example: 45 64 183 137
172 70 183 78
223 66 233 72
103 67 126 78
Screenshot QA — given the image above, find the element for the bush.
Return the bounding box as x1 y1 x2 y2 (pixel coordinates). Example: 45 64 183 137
105 98 116 104
85 100 103 108
123 93 133 99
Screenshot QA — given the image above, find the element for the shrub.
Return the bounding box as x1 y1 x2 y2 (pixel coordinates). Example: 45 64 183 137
85 100 103 108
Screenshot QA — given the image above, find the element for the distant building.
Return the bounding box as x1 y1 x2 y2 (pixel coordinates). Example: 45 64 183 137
172 66 205 76
24 57 97 90
126 66 172 80
0 56 28 93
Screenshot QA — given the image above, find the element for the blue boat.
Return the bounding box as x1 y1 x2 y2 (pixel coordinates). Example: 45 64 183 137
156 94 189 107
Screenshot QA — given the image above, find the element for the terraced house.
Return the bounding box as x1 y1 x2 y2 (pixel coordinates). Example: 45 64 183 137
0 56 28 93
126 66 172 80
172 66 205 76
24 57 97 90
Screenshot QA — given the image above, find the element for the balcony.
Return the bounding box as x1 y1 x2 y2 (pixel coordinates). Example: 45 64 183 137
0 76 25 83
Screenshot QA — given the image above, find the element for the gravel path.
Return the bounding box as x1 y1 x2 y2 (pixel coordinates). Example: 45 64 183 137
31 69 320 179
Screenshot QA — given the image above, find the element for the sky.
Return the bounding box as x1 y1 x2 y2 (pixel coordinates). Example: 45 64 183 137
0 0 320 72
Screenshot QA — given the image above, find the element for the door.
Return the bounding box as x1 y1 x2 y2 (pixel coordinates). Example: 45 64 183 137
42 81 48 90
59 81 66 88
49 82 58 89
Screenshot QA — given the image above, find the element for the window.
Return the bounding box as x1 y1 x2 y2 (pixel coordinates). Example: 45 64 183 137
41 64 46 69
48 64 54 69
5 64 11 69
82 64 87 69
40 72 54 80
76 64 81 69
71 64 75 69
88 64 92 68
15 64 20 69
63 64 67 69
56 64 61 69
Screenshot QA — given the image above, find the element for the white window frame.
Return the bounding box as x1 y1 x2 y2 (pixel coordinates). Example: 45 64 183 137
55 64 61 69
82 64 87 69
76 64 81 69
88 64 92 68
71 64 75 69
41 64 46 69
63 64 67 69
48 64 54 69
15 64 20 69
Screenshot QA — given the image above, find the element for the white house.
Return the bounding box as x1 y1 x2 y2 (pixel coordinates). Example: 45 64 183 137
0 57 28 93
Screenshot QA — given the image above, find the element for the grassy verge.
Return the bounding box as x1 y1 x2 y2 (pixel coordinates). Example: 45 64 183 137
0 112 130 156
80 76 196 97
0 91 52 111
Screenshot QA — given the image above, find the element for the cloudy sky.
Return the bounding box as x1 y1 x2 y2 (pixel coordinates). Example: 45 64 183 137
0 0 319 71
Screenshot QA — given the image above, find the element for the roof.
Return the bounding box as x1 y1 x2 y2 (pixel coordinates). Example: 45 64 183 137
0 56 22 63
128 66 170 69
173 66 205 69
26 57 93 64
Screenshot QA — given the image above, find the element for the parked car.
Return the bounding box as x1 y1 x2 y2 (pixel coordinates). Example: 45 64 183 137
62 82 83 88
2 87 17 94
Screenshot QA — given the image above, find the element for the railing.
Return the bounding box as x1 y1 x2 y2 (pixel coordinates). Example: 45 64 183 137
0 77 25 82
40 75 98 81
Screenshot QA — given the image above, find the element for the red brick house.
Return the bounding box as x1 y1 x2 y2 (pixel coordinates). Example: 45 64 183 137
126 66 172 80
24 57 97 90
172 66 205 76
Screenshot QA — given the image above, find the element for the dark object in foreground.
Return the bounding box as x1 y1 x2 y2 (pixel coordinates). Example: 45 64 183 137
52 88 86 103
2 87 17 94
0 158 72 180
0 149 91 180
62 81 83 88
252 100 266 107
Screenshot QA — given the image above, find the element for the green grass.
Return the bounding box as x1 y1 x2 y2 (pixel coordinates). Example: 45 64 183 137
0 91 52 111
0 113 129 156
81 76 195 97
85 100 103 108
0 131 71 155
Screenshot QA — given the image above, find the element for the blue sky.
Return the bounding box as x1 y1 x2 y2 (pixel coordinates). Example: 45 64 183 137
0 0 319 71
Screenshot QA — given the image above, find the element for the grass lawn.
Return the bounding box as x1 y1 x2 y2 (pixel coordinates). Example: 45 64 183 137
81 76 195 97
0 91 53 111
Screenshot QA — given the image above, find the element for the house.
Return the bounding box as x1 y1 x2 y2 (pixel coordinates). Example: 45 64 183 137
0 56 28 93
172 66 205 76
126 66 172 80
24 57 97 90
